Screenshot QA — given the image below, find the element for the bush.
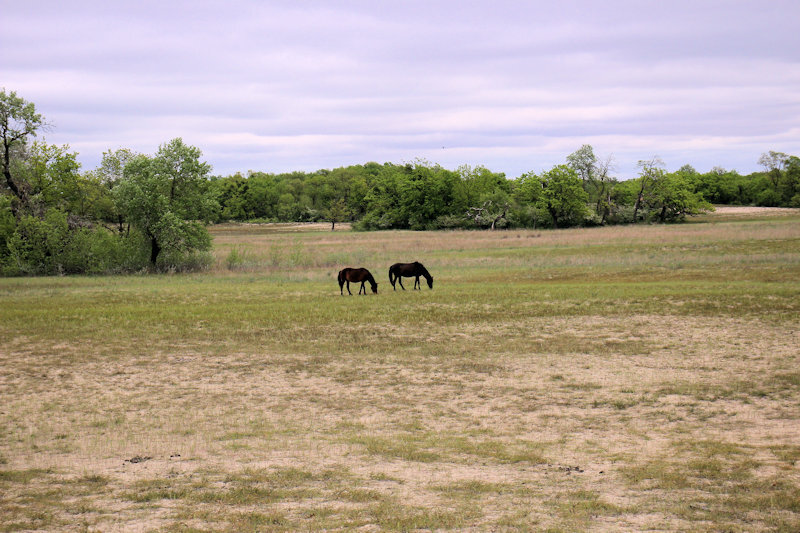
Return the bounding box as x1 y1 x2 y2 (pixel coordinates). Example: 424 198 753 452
4 211 69 275
61 228 149 274
607 205 636 225
507 205 543 229
430 214 471 230
1 208 152 276
756 188 782 207
156 248 213 273
352 212 400 231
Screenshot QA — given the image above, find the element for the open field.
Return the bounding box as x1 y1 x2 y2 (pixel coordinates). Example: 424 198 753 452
1 206 799 532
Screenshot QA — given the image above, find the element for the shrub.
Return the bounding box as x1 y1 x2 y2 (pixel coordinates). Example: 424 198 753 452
5 211 69 275
157 248 213 273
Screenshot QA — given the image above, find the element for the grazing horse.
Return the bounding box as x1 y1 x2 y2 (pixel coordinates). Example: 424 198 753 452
389 262 433 290
338 267 378 295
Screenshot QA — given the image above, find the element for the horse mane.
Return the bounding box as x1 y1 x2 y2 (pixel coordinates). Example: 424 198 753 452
416 262 432 280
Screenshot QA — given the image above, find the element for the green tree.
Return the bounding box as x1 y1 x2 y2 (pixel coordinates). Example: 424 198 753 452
1 89 46 216
566 145 616 223
513 171 543 205
326 197 350 230
756 151 794 205
566 144 597 187
632 158 665 222
19 142 85 217
774 155 800 206
93 148 136 228
646 172 713 222
114 139 216 267
536 165 588 228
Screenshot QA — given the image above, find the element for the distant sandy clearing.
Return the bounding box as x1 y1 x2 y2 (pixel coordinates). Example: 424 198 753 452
713 205 798 215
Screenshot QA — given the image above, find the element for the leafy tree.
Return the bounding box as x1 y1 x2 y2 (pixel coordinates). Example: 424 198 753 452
513 171 543 205
646 172 713 222
536 165 588 228
326 197 350 230
1 89 45 216
114 138 216 267
90 148 137 228
19 142 85 218
693 166 740 204
456 164 510 214
632 158 665 221
566 145 616 223
245 172 284 220
757 151 791 200
778 156 800 206
0 196 16 259
566 144 597 186
212 172 249 220
758 151 790 173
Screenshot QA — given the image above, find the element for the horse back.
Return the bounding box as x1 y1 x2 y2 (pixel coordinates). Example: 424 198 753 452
342 267 372 282
391 262 417 276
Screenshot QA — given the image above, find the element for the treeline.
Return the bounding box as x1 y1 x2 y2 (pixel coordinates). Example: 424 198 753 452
209 147 800 230
2 89 799 276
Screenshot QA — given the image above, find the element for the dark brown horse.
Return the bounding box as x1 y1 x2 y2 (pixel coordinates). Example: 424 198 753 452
338 267 378 295
389 262 433 290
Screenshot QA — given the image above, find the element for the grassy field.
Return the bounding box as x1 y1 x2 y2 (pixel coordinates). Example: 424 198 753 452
1 206 799 532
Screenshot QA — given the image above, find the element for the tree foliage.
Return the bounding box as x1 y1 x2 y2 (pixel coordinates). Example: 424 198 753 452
1 89 45 216
114 139 216 267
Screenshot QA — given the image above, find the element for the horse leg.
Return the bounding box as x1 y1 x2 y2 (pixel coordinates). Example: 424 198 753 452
346 281 352 295
359 281 366 295
414 276 421 289
398 277 405 290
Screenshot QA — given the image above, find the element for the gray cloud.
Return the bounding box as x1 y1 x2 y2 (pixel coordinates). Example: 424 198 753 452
3 0 798 178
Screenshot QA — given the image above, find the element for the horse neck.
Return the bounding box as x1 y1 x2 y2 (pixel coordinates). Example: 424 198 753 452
366 272 376 285
419 266 431 280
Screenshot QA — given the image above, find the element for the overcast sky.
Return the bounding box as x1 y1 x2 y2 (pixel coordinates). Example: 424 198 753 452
3 0 799 179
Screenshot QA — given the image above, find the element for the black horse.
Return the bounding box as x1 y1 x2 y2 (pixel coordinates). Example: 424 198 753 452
389 262 433 290
338 267 378 295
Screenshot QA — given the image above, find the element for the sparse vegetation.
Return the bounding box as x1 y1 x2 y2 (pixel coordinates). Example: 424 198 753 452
0 207 798 531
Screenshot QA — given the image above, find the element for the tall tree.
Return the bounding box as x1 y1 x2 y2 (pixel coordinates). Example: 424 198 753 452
536 165 588 228
1 89 45 216
114 139 217 267
633 158 665 221
566 144 597 186
758 150 789 192
93 148 137 231
567 145 615 222
326 197 350 230
646 172 712 222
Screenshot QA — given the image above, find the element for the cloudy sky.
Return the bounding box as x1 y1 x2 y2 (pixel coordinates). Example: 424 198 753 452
3 0 799 179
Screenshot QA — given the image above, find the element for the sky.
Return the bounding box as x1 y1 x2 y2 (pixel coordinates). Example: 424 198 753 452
3 0 799 179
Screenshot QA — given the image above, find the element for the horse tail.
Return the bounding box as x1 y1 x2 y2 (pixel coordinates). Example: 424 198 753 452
388 265 395 287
